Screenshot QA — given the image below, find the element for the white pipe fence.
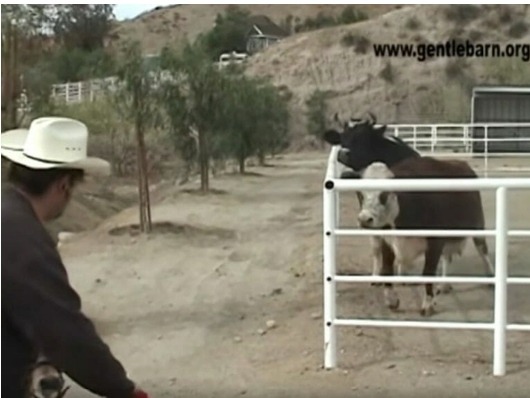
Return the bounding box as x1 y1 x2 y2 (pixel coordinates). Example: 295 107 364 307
323 145 530 377
387 123 530 177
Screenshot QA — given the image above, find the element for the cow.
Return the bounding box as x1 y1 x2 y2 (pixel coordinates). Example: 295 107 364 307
322 113 421 281
357 157 495 316
323 112 420 175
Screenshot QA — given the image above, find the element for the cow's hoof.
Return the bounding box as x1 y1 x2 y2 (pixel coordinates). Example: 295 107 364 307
420 306 435 317
384 289 400 311
420 296 435 317
436 284 453 295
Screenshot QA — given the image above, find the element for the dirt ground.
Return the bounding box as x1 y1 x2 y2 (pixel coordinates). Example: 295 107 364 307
58 152 530 398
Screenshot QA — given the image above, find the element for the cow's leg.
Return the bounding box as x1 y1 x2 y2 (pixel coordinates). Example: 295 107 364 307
381 239 399 310
355 189 383 287
436 254 454 295
370 236 383 286
473 237 495 276
421 239 444 316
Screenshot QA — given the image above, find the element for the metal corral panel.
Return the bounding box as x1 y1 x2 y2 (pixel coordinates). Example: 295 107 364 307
471 86 530 153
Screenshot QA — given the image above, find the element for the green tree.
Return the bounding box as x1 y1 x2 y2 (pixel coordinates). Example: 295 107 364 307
1 4 118 129
339 6 368 25
49 5 117 82
115 41 159 233
305 89 328 146
252 81 290 165
53 5 115 51
1 4 54 129
200 5 251 60
210 71 290 173
160 43 227 192
215 74 257 173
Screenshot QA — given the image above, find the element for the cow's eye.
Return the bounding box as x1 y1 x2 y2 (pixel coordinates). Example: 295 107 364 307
379 192 389 204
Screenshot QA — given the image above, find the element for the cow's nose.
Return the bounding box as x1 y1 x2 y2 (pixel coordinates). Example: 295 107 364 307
358 213 374 228
39 376 62 391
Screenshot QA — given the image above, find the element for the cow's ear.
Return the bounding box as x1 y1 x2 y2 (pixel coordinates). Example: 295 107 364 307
373 124 387 135
323 129 341 145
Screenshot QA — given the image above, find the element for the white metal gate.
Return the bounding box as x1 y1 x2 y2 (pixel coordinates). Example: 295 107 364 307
323 145 530 377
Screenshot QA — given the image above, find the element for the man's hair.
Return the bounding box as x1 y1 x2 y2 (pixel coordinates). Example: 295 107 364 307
7 162 85 197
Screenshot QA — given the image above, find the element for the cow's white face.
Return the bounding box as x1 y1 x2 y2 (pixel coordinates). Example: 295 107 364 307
358 162 399 228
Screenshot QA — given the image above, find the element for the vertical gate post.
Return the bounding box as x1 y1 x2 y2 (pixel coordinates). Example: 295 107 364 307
494 186 508 376
323 179 337 369
484 126 489 177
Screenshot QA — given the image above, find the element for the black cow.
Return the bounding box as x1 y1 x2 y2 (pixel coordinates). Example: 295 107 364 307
323 112 420 174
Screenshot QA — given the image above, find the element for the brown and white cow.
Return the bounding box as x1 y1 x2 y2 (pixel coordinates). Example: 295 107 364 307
357 157 494 316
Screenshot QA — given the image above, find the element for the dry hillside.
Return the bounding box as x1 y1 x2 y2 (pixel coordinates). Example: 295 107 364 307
113 4 529 145
244 4 530 138
110 4 406 54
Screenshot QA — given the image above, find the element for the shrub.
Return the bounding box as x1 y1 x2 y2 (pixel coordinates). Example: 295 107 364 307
444 59 465 80
340 33 371 54
305 89 328 146
379 62 395 83
498 6 513 24
295 7 369 33
339 6 368 25
405 16 421 30
443 5 482 24
467 29 484 42
507 21 529 39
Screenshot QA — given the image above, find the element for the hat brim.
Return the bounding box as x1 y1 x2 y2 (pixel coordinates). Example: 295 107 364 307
0 147 111 177
1 128 29 159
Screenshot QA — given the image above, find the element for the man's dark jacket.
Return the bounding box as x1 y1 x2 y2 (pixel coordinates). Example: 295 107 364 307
1 186 136 398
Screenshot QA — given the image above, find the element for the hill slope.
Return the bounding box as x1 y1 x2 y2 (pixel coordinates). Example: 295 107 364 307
110 4 406 54
244 4 530 138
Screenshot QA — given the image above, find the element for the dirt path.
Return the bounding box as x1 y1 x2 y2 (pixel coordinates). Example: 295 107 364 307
59 152 530 398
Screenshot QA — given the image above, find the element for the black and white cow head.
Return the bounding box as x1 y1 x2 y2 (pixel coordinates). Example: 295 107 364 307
323 112 420 173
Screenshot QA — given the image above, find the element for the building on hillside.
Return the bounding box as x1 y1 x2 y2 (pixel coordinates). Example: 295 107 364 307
470 85 530 153
245 15 288 55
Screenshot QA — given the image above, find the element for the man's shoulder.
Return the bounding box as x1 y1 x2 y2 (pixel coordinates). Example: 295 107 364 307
2 186 57 266
2 187 37 232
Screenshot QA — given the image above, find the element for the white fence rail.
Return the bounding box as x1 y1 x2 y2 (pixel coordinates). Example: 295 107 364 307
323 145 530 377
51 77 120 104
386 123 530 177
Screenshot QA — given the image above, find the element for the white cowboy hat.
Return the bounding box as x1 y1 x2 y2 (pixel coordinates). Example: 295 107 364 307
0 127 28 157
1 117 110 176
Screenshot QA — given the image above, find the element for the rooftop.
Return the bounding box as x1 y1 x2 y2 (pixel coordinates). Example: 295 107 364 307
247 15 288 38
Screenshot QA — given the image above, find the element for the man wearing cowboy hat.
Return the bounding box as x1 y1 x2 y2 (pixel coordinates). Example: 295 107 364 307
2 117 150 398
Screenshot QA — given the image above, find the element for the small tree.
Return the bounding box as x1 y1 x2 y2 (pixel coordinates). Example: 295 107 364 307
1 4 52 130
253 81 290 164
115 41 158 233
216 73 290 172
160 43 227 192
53 4 115 51
199 5 251 60
305 89 328 147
